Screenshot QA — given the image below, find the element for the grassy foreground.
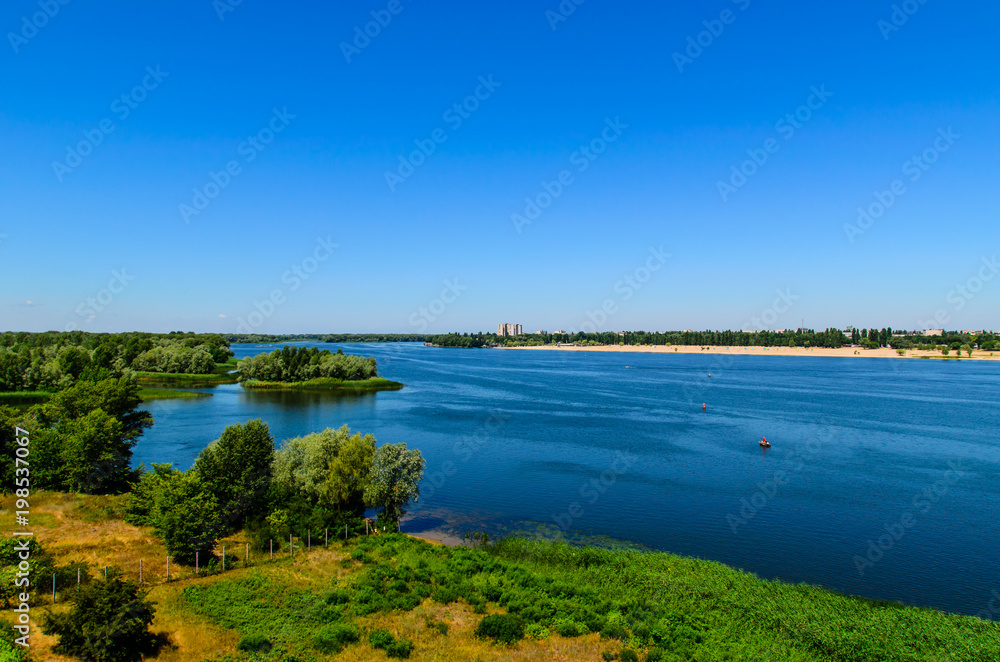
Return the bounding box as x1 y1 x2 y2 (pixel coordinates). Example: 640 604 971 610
2 493 997 661
240 377 404 392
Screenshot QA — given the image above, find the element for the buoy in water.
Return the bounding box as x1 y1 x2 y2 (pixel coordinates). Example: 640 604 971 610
702 403 706 410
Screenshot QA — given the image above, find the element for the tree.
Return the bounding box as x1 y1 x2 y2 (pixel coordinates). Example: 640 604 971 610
961 344 973 358
41 571 157 662
273 427 346 504
364 443 425 527
324 429 376 512
151 470 220 564
32 378 152 493
194 419 274 532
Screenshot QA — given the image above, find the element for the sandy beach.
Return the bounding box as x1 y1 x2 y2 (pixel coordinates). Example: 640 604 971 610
504 344 1000 361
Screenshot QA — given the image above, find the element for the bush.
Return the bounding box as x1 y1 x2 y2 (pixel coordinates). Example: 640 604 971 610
476 613 525 644
554 617 588 637
525 622 550 640
426 617 449 635
236 634 272 653
369 629 396 649
386 639 414 658
369 629 413 658
41 573 156 662
620 650 639 662
313 623 360 653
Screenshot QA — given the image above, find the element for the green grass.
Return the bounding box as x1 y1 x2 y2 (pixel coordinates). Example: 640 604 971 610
134 371 239 386
0 390 51 403
179 533 1000 660
138 387 213 401
240 377 404 392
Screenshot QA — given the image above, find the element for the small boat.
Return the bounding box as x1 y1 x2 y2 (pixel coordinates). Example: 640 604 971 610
759 437 771 449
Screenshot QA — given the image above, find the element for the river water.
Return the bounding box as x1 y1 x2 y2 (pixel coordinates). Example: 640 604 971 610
132 342 1000 618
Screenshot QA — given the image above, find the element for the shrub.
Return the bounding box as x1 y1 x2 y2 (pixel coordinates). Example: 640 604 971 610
41 573 156 662
369 628 396 649
369 629 414 659
236 634 272 653
553 617 588 637
426 618 449 635
387 639 414 658
525 622 550 640
476 613 525 644
313 623 360 653
620 650 639 662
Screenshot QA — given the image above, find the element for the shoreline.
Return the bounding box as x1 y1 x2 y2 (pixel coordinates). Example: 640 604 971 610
503 344 1000 361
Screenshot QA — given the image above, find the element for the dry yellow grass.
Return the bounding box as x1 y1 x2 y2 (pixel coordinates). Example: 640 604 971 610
1 492 621 661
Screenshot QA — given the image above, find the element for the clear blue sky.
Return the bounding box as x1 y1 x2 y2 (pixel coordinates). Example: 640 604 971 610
2 0 998 334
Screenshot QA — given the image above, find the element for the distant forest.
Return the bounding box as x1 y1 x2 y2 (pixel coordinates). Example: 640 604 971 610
0 331 233 393
226 329 996 351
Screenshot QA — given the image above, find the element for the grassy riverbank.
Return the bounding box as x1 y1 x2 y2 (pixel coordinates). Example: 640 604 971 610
2 492 997 661
135 360 240 386
240 377 404 392
138 387 213 402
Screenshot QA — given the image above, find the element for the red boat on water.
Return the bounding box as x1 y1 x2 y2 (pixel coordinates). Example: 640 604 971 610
759 437 771 449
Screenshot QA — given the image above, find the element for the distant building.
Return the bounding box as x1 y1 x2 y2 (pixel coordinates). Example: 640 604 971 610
497 323 522 337
923 329 944 337
553 330 566 335
535 330 548 335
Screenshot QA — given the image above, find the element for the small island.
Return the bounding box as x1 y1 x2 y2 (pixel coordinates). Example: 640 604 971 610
236 345 403 391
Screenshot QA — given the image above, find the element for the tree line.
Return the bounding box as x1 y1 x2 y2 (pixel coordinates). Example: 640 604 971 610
236 346 378 383
0 332 232 392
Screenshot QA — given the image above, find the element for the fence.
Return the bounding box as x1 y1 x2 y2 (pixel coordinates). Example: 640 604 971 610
45 522 386 604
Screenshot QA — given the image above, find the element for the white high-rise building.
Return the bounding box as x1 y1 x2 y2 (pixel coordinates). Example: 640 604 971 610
497 323 522 336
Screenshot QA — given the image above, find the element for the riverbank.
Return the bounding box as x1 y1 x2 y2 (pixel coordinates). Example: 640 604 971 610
504 344 1000 360
3 492 997 661
240 376 404 391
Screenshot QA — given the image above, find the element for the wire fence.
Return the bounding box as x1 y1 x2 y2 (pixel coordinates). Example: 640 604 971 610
45 520 392 604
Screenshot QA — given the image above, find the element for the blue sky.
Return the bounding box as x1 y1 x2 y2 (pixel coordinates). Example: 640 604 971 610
2 0 998 334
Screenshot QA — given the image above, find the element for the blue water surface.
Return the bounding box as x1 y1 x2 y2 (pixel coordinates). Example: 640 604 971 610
132 342 1000 618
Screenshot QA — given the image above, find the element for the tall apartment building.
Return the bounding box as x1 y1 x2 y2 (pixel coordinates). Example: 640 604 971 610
497 323 522 336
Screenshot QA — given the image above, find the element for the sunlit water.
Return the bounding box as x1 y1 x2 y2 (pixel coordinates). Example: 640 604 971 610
132 342 1000 618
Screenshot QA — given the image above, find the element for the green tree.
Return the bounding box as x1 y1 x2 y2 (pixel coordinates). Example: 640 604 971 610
150 470 220 564
32 378 152 493
41 572 157 662
961 344 973 357
364 443 425 527
194 419 274 532
324 428 376 512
